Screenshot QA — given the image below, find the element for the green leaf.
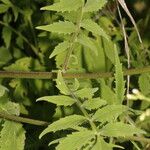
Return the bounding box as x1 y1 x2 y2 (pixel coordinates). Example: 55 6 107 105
138 73 150 95
100 122 145 137
0 85 8 97
2 27 12 48
75 88 98 99
56 131 95 150
0 99 20 116
81 19 109 39
4 57 31 71
37 95 75 106
0 0 11 5
50 41 70 58
92 105 128 122
0 121 25 150
100 79 117 104
77 34 98 55
102 38 115 64
84 0 107 12
83 37 106 72
39 115 87 138
114 45 125 104
36 21 76 34
82 98 107 110
41 0 84 12
56 71 69 95
0 4 9 13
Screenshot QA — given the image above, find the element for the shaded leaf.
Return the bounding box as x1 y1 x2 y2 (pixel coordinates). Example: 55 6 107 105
0 4 9 13
39 115 87 138
77 34 98 55
81 19 109 39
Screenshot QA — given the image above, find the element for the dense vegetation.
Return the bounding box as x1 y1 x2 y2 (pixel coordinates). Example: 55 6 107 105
0 0 150 149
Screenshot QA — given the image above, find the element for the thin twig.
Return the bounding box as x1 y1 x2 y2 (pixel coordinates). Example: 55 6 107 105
0 66 150 79
0 112 49 126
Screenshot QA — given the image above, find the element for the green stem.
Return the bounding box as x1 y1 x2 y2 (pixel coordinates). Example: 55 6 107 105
62 6 84 71
0 21 39 58
0 66 150 79
0 112 49 126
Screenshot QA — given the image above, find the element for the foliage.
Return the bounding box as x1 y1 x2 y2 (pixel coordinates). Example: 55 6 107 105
0 0 150 150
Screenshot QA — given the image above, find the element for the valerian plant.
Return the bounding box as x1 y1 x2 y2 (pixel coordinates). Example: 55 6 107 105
0 0 150 150
35 0 147 149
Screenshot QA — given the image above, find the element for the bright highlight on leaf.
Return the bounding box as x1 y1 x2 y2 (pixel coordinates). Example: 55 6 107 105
39 115 87 138
41 0 84 12
36 21 76 34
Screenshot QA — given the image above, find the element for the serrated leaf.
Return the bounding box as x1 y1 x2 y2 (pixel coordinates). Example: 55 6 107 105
39 115 87 138
2 27 12 48
37 95 75 106
84 0 107 12
56 71 69 95
92 105 128 122
81 19 109 39
0 4 9 13
41 0 84 12
50 41 70 58
83 98 107 110
77 34 98 55
114 45 125 104
100 79 117 104
56 131 95 150
100 122 145 137
0 121 25 150
36 21 76 34
75 88 98 99
102 38 115 64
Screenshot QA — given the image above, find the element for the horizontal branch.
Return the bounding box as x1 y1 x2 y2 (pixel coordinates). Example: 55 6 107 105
0 66 150 79
0 112 49 126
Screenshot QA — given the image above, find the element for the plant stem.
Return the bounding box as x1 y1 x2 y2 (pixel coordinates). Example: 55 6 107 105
0 112 49 126
0 21 39 58
62 6 84 71
0 66 150 79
